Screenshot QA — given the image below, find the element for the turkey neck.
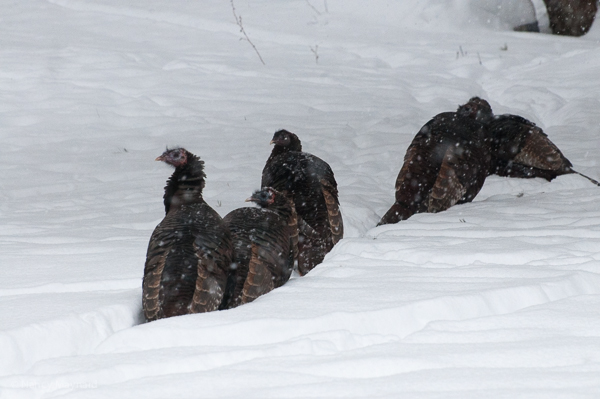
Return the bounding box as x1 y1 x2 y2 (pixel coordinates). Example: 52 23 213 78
163 155 206 214
264 197 297 228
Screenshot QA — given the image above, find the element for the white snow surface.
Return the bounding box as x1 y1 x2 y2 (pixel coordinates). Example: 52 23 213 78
2 0 600 397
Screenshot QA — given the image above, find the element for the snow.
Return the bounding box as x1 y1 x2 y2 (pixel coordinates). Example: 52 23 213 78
1 0 600 397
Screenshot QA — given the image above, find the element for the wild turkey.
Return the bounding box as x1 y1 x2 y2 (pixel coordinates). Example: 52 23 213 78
458 96 600 186
220 187 298 309
143 148 232 322
544 0 598 36
378 105 492 225
261 129 343 275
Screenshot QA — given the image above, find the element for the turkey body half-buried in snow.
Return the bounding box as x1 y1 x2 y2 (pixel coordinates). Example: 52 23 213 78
221 187 298 309
143 148 232 322
261 130 343 275
378 105 492 225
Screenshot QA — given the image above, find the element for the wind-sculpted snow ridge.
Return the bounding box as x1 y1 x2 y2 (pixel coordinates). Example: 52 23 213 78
97 273 600 354
2 269 599 398
0 280 140 298
0 292 141 376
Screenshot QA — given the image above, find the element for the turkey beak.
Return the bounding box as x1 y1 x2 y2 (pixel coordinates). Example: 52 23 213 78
245 197 253 202
155 155 165 161
269 140 275 145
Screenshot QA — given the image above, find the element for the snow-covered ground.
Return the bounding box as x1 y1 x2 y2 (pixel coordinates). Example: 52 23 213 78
2 0 600 397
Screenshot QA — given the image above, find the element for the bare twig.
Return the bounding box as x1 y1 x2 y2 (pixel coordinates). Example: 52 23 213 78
231 0 265 65
306 0 321 15
310 45 319 64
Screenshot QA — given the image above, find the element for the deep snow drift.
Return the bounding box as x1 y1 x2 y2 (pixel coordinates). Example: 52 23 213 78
1 0 600 397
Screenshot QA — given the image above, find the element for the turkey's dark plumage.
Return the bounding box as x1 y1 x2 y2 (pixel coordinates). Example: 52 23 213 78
221 187 298 309
143 148 232 322
544 0 598 37
261 129 343 275
378 106 492 226
488 115 573 179
460 97 600 186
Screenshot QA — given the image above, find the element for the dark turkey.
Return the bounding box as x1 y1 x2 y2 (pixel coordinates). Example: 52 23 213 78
459 96 600 186
378 106 492 225
544 0 597 36
220 187 298 309
143 148 232 322
261 129 343 275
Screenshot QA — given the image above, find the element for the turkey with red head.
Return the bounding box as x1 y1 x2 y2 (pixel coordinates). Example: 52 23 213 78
458 96 600 186
220 187 298 309
143 148 232 321
261 130 343 275
378 103 492 225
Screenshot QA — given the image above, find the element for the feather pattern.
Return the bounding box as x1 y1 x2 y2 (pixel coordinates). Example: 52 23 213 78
487 114 573 179
427 147 468 213
321 178 343 246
